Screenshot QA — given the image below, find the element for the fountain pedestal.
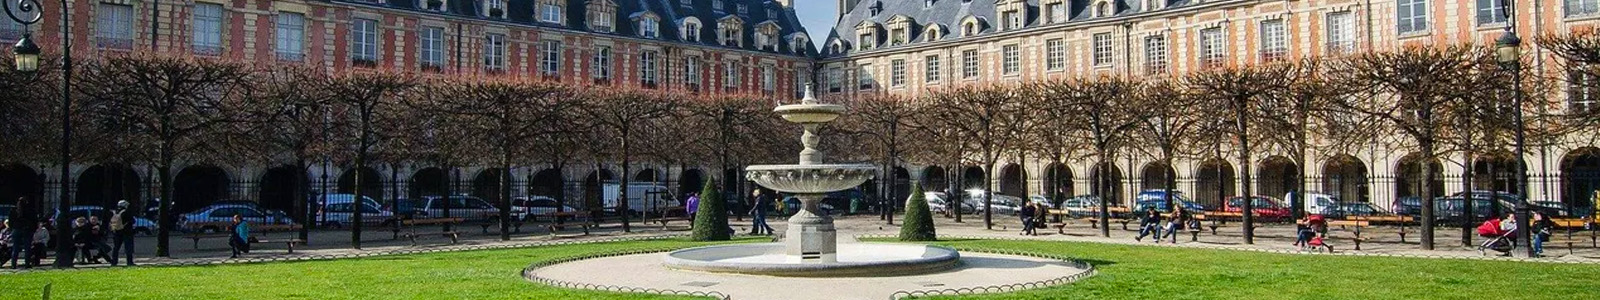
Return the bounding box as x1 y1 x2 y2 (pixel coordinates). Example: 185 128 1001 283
786 194 836 262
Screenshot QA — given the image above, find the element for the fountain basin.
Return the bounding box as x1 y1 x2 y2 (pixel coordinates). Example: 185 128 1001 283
663 243 961 277
745 164 877 194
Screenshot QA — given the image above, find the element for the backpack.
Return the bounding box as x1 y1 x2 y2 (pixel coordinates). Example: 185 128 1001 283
110 209 126 231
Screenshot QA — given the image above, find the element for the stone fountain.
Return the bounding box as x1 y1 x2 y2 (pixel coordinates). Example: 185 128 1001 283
662 85 961 277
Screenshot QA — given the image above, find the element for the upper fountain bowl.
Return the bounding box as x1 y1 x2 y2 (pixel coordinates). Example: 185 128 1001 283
746 164 876 194
774 103 846 124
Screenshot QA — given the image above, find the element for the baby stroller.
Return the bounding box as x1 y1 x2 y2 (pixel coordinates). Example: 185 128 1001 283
1476 218 1516 256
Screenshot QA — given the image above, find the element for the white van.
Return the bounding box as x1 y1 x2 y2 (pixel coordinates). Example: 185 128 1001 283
602 183 675 214
1285 192 1339 215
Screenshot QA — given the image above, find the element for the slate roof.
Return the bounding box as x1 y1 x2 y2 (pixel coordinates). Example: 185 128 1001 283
332 0 813 57
824 0 1195 58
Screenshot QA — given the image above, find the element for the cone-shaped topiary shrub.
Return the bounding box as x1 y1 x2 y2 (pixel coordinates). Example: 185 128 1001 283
899 183 937 241
691 179 731 241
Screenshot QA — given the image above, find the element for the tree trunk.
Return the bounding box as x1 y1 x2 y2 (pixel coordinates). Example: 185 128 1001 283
1237 96 1255 244
1420 143 1437 250
500 158 512 241
620 133 633 233
156 142 174 257
1461 148 1476 247
948 165 962 223
296 159 310 242
1097 152 1110 237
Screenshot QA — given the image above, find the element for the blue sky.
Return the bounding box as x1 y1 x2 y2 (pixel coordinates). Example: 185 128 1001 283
794 1 837 47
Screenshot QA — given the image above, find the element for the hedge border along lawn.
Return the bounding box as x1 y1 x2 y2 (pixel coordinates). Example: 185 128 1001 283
870 238 1600 300
0 238 761 300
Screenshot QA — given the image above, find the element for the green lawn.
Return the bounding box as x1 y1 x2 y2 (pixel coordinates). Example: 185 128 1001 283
890 239 1600 300
0 238 758 300
4 237 1597 300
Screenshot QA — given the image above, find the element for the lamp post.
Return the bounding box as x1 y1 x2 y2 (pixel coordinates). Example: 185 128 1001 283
1495 0 1534 258
7 0 75 268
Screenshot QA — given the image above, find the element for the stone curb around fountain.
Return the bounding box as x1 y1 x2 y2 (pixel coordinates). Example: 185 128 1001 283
522 246 1100 300
850 233 1600 265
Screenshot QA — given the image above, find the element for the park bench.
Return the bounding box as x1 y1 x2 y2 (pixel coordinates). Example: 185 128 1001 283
1325 220 1371 250
188 224 305 253
1347 215 1414 225
393 217 463 245
541 211 600 236
1550 218 1596 254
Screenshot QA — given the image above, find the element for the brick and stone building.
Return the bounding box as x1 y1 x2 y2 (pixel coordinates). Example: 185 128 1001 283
819 0 1600 212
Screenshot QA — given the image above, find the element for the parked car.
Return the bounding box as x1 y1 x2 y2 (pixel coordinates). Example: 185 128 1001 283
1056 195 1109 218
56 205 158 236
1027 195 1058 209
1532 201 1573 217
782 196 837 215
1286 192 1340 215
510 195 583 221
1223 196 1291 220
601 183 675 214
963 190 1025 216
1392 196 1424 217
401 195 501 221
923 192 974 215
1324 202 1387 219
1434 196 1496 223
177 203 296 233
1449 191 1567 217
315 194 395 228
1133 199 1207 214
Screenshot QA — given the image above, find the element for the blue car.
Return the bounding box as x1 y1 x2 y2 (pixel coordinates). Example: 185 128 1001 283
1133 190 1207 212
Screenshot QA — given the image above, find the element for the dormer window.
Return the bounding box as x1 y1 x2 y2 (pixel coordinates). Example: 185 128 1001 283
588 0 617 33
713 0 724 11
718 16 745 47
681 17 703 42
925 0 935 8
887 15 913 46
924 25 943 41
421 0 447 12
737 3 747 15
768 8 778 19
538 0 563 24
998 0 1026 30
638 15 660 38
857 32 874 50
869 1 883 16
959 16 983 37
1095 1 1113 17
1044 0 1066 24
484 0 506 18
789 33 810 54
756 22 781 51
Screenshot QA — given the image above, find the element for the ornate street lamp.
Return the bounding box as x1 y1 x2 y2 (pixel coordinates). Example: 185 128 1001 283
1495 0 1535 258
5 0 76 267
12 34 38 72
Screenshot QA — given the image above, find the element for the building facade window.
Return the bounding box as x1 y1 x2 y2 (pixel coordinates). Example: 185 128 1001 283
1143 35 1167 75
1571 70 1599 115
1002 44 1020 75
962 49 979 79
1046 38 1066 71
641 50 659 87
420 26 445 70
925 55 941 83
725 61 742 90
761 65 776 93
857 64 874 90
1397 0 1429 34
96 3 135 49
484 33 506 72
891 59 906 86
1002 11 1022 30
686 58 702 90
1047 3 1066 24
592 46 612 82
1259 19 1286 62
685 21 701 42
192 3 224 55
1199 27 1225 68
828 67 843 92
275 13 306 61
1326 12 1356 54
590 4 615 32
1570 0 1600 18
352 18 380 66
721 20 744 47
713 0 724 11
1476 0 1508 25
1092 33 1113 67
540 40 562 77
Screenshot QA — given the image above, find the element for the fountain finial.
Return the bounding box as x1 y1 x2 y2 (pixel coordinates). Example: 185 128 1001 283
802 83 818 105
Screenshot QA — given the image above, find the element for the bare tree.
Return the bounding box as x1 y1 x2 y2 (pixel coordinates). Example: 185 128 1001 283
245 66 335 242
1328 45 1495 250
427 78 573 240
1185 63 1298 244
838 93 918 224
322 71 417 249
922 85 1031 229
1131 79 1205 214
583 88 682 232
76 54 255 257
1039 76 1141 237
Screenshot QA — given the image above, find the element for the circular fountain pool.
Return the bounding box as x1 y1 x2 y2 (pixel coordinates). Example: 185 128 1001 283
663 243 961 277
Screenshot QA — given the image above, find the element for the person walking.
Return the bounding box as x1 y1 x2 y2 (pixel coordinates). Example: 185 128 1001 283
110 200 136 266
8 197 37 269
1134 207 1162 242
228 214 250 258
748 190 775 235
1019 200 1038 236
685 193 701 222
1159 205 1190 243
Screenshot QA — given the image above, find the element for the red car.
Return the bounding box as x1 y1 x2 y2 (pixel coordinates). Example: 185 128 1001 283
1223 196 1291 221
